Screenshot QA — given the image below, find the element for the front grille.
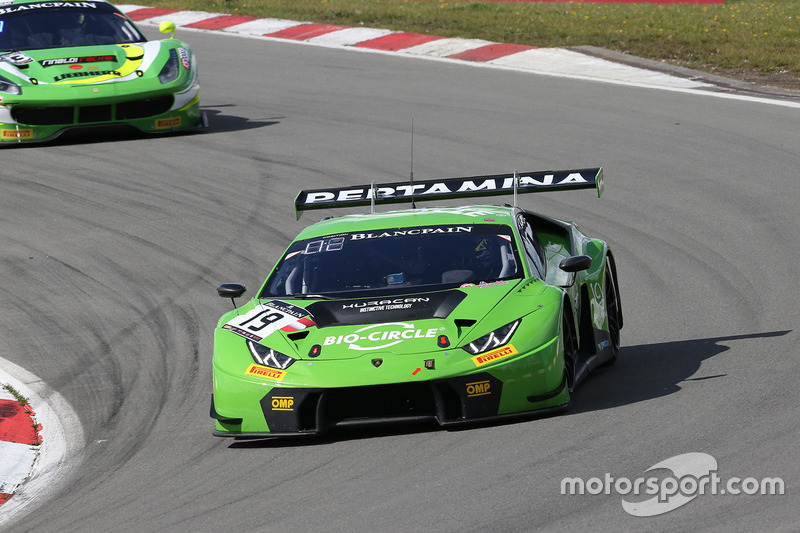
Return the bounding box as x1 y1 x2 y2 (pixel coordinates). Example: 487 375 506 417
116 95 173 120
431 382 464 422
11 95 175 126
79 105 112 123
259 374 506 435
12 107 74 125
323 382 437 423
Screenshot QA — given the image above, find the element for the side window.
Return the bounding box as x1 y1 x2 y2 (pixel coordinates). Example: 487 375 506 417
515 213 546 279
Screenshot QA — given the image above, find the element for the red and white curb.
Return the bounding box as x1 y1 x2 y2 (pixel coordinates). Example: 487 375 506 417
115 5 800 108
0 388 40 506
0 358 82 526
116 4 711 92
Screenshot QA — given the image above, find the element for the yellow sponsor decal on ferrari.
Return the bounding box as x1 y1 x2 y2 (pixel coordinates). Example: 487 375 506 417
53 44 143 85
1 129 34 140
245 364 286 382
155 117 181 129
471 344 518 367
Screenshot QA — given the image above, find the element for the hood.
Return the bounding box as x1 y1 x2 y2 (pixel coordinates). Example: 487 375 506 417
220 280 550 361
305 290 467 327
0 40 176 86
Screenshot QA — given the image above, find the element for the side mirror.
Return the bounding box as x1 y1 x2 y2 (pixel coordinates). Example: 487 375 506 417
217 283 246 308
559 255 593 273
159 21 176 39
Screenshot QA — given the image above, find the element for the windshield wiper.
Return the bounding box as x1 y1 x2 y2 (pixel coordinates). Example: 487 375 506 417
288 293 336 300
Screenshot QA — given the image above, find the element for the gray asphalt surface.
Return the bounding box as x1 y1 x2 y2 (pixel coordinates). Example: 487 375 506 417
1 29 798 532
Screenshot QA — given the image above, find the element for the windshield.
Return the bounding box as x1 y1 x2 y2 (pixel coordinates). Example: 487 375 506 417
0 2 146 50
262 224 524 299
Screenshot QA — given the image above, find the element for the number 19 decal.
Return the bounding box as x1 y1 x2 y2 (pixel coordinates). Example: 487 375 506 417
223 307 290 342
222 301 314 342
238 309 283 333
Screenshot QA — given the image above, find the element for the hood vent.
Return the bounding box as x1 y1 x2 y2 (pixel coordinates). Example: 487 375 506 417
307 290 467 328
454 318 477 337
517 279 541 293
287 330 310 341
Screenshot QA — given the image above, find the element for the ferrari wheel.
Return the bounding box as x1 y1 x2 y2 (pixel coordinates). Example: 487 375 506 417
604 258 621 364
562 312 578 392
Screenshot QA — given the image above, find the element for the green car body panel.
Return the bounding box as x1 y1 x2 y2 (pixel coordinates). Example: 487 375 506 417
0 0 200 143
211 169 622 437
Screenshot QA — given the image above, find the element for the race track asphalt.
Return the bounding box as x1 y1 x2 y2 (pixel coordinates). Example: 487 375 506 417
1 26 798 532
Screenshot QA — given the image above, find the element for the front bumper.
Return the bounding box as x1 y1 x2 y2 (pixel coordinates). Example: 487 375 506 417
0 84 200 143
212 337 568 437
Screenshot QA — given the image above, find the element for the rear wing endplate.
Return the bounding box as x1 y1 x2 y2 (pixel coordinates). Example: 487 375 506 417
294 167 603 219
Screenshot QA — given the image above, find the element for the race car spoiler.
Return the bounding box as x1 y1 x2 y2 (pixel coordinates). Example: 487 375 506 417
294 167 603 219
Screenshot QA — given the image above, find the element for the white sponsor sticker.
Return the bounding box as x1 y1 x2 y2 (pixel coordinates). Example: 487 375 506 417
323 322 438 351
222 301 314 341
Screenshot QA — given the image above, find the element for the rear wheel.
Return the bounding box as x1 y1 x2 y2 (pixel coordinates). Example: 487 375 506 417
604 258 621 365
562 312 578 392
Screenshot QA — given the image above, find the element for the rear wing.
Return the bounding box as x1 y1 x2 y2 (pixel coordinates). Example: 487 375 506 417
294 167 603 219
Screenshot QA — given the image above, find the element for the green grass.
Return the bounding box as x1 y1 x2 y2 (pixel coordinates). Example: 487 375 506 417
140 0 800 84
2 383 28 406
2 383 42 446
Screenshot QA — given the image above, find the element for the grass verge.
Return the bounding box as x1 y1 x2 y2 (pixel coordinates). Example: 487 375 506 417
136 0 800 89
2 384 28 406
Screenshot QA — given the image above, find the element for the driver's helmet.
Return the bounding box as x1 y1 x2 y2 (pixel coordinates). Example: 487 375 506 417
56 12 87 46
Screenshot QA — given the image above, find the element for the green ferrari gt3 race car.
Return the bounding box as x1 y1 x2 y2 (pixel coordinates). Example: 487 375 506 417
0 0 202 144
211 168 622 437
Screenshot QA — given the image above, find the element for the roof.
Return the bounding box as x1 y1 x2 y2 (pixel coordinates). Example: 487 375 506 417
0 0 109 9
0 0 115 17
295 205 517 240
3 0 110 5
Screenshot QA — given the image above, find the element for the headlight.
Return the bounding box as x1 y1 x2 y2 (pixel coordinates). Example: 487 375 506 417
158 48 180 84
0 75 22 95
247 340 295 370
462 319 520 355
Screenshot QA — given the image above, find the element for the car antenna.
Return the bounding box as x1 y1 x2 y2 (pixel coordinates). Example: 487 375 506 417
410 118 416 210
513 169 519 207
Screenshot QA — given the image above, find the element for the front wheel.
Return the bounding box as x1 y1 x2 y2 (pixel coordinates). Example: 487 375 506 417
562 312 578 392
604 257 622 365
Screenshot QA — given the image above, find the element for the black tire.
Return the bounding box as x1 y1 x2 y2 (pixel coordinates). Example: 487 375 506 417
604 257 621 365
562 312 578 392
